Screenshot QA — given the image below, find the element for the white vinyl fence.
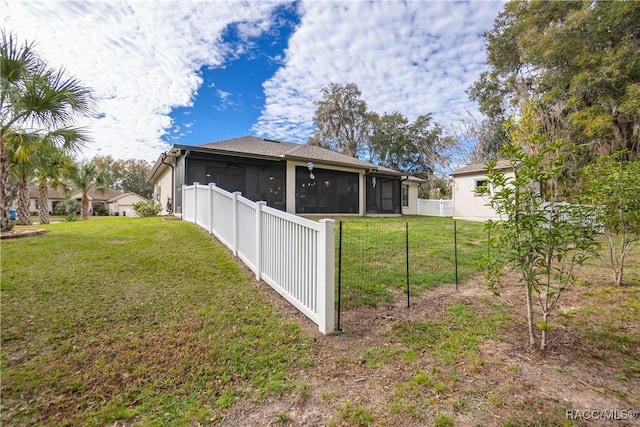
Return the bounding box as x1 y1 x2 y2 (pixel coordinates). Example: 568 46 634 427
417 199 453 217
182 183 335 334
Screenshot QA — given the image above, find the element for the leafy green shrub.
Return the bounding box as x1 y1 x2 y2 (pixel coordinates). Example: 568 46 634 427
54 199 80 221
94 205 108 216
132 200 161 217
53 203 67 216
581 151 640 285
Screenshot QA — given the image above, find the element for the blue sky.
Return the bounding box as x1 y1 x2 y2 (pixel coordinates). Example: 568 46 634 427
168 3 301 146
3 0 505 162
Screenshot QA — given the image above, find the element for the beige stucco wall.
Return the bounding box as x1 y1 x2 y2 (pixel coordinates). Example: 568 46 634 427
452 171 515 221
401 181 421 215
152 166 174 215
109 194 146 216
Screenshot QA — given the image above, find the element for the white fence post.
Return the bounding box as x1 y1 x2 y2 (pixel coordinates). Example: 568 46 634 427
208 183 216 235
317 218 335 334
232 191 241 256
181 184 186 219
255 201 266 281
439 199 444 217
193 182 199 224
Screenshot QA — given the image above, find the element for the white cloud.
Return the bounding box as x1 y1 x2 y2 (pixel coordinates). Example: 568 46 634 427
3 0 289 161
252 0 505 142
3 0 506 162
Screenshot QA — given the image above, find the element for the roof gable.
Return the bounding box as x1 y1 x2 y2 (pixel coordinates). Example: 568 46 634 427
450 159 513 176
106 192 147 203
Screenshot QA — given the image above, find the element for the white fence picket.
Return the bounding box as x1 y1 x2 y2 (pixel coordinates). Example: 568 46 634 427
182 183 335 334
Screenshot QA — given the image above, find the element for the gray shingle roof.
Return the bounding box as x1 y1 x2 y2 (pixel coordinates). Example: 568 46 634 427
450 159 513 176
26 185 123 201
198 136 401 175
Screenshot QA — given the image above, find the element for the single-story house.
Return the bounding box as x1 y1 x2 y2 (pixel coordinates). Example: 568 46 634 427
15 185 147 216
20 186 67 214
146 136 425 216
450 159 514 221
105 192 148 216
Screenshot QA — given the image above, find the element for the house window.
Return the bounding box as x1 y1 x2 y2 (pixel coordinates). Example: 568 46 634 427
475 179 488 196
402 185 409 207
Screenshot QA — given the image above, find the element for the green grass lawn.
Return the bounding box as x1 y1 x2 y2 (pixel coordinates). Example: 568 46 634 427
335 216 487 307
1 217 312 426
2 216 637 426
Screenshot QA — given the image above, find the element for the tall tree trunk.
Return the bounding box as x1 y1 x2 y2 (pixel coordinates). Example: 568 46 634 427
38 181 50 224
81 195 90 220
17 181 32 225
0 139 13 232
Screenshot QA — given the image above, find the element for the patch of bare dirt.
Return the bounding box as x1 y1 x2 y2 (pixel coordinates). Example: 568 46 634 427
221 254 640 427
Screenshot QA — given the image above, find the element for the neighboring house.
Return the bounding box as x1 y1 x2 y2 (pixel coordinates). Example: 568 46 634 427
67 185 125 215
147 136 425 216
20 186 67 214
106 192 148 216
450 160 514 221
14 185 147 216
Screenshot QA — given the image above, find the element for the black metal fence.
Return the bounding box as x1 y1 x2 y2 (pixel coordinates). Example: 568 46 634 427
335 217 488 331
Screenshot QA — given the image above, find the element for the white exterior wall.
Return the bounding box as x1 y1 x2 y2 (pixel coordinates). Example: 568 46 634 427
285 160 365 215
452 171 515 221
153 166 174 215
401 182 421 215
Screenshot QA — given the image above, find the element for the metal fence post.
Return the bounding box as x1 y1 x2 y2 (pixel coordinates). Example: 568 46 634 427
337 221 343 332
454 220 459 291
406 221 410 308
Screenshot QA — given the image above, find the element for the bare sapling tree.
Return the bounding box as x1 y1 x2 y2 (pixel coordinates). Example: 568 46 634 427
481 140 600 351
581 151 640 286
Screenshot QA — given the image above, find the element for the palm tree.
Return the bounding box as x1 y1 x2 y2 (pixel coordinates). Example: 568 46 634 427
6 132 41 225
65 162 108 220
8 145 34 225
34 140 74 224
1 31 94 231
